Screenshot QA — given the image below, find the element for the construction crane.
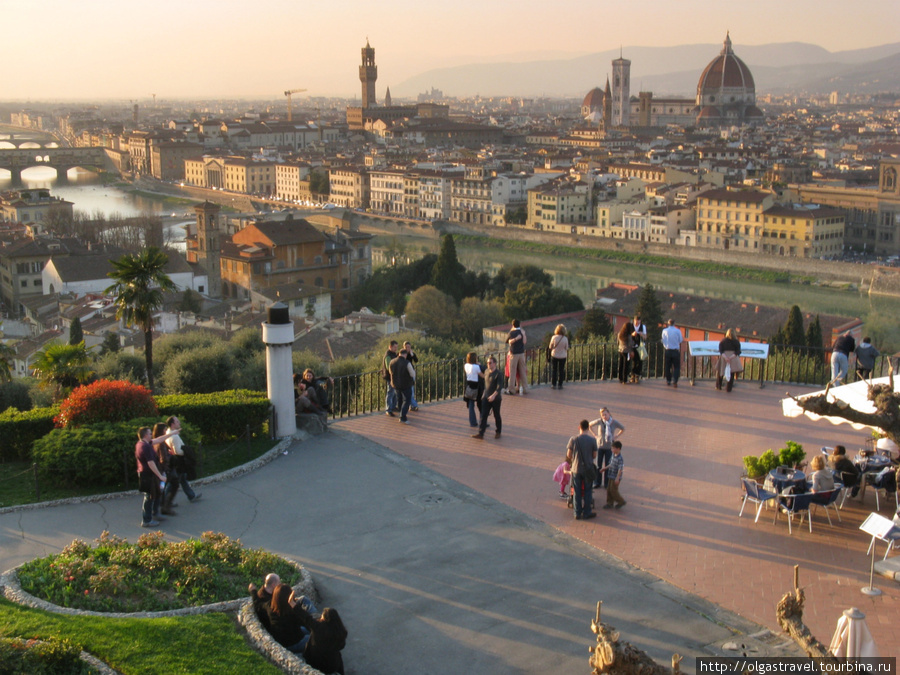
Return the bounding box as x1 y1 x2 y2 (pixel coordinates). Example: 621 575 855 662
284 88 307 122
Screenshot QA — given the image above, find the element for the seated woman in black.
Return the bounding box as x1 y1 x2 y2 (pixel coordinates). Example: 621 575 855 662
829 445 859 496
295 606 348 675
265 583 308 653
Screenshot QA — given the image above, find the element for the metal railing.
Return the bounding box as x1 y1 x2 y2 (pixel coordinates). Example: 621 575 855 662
327 343 894 420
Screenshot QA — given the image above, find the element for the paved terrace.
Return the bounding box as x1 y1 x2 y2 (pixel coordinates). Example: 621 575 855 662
339 378 900 656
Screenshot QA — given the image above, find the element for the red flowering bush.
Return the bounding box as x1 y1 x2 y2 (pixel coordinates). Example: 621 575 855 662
55 379 157 429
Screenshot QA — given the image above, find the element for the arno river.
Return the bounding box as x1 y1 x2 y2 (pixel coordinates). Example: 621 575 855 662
2 125 898 349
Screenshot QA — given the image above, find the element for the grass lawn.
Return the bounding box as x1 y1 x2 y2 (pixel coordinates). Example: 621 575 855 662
0 437 278 509
0 598 281 674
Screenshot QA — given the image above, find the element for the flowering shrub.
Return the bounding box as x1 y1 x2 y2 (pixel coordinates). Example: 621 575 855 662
17 531 300 612
55 379 157 429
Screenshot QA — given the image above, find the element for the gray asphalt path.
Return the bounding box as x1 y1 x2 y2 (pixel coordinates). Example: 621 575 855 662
0 429 782 674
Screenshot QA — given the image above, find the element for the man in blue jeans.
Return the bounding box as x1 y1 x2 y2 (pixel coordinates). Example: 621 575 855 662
567 420 597 520
383 340 399 416
389 348 416 424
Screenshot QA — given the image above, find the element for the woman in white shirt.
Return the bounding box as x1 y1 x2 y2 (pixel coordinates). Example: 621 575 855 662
463 352 484 428
548 324 570 390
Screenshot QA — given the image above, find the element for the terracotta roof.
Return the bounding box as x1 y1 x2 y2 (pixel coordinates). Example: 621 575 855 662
232 218 326 247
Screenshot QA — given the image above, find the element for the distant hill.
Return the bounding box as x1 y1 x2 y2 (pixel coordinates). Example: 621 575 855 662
393 41 900 98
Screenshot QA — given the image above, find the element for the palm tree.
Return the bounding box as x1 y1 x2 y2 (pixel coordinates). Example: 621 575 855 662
105 247 175 390
32 341 94 400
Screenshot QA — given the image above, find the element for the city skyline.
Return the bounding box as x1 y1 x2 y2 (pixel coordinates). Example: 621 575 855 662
4 0 899 101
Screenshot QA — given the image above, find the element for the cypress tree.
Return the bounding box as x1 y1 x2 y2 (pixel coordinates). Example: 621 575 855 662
430 234 466 302
68 317 83 346
634 283 663 344
783 305 805 349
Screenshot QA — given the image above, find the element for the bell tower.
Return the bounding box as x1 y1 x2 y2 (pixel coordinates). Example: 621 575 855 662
360 39 377 109
194 201 221 298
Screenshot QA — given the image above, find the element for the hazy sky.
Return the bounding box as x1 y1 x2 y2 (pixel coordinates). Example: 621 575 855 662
4 0 898 101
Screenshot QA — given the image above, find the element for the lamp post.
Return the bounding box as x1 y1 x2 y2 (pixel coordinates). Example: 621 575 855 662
262 302 296 438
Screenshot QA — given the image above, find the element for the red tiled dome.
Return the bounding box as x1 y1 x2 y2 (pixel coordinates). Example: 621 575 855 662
582 87 605 109
697 33 755 97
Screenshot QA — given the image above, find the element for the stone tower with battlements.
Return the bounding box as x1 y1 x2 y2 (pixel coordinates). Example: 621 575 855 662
360 40 377 108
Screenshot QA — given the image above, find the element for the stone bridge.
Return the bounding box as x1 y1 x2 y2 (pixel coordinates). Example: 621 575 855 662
0 147 117 180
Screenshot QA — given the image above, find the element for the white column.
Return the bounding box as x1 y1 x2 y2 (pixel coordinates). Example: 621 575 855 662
262 317 296 439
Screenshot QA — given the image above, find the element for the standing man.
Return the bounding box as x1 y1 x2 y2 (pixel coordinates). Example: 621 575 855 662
389 348 416 425
506 319 527 395
661 318 684 388
631 314 647 384
830 332 856 385
164 415 201 507
135 426 171 528
855 337 879 381
567 420 597 520
404 341 420 411
472 356 502 439
589 407 625 489
383 340 399 417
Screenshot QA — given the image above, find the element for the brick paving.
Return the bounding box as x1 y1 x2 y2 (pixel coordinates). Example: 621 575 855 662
337 378 900 656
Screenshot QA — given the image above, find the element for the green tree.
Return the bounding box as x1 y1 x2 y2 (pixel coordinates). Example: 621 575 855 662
99 332 121 356
575 307 613 343
430 235 466 302
94 351 147 384
160 344 234 394
634 283 664 344
0 379 32 413
31 341 94 401
105 247 176 391
806 314 824 351
68 317 83 346
502 282 583 321
783 305 806 348
0 335 13 383
309 169 329 196
490 264 552 298
459 297 506 345
177 289 202 314
405 285 460 339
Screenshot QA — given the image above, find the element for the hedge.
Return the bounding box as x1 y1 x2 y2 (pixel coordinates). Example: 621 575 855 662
0 407 58 462
31 417 196 489
156 390 270 443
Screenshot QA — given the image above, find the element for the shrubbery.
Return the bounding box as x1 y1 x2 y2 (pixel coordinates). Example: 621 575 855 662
0 406 58 462
55 380 157 429
160 344 234 395
157 390 270 443
0 636 90 675
0 380 32 415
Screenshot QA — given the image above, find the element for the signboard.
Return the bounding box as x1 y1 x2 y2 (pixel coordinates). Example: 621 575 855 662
688 341 769 359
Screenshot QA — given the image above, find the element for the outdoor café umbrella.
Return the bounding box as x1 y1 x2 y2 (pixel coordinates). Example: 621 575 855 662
828 607 878 657
781 376 900 431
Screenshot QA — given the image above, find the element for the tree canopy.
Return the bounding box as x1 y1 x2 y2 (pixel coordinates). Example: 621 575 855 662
575 307 613 343
105 247 176 391
430 235 467 302
32 341 94 401
502 281 583 321
68 317 83 346
404 285 460 339
634 284 663 344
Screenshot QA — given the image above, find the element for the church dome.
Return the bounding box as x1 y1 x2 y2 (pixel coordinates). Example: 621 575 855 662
582 87 605 109
694 33 762 126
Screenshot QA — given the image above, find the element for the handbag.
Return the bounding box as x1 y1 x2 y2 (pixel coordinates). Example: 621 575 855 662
729 353 744 374
637 343 648 361
464 383 478 401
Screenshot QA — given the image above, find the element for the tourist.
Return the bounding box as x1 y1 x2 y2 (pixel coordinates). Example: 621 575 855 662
389 347 416 425
249 573 280 630
164 415 201 506
809 455 835 492
383 340 399 416
134 426 172 528
404 342 420 411
829 445 860 496
661 318 684 387
553 455 571 500
152 423 176 518
717 328 742 392
301 368 333 413
631 314 647 383
473 356 502 439
616 322 636 385
548 324 569 389
506 319 527 395
566 420 597 520
296 606 348 675
601 441 627 509
830 332 856 385
589 407 625 489
266 583 313 654
855 337 880 381
463 351 484 428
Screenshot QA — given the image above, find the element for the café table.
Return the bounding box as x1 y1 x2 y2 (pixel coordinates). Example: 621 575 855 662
766 467 806 495
855 453 892 501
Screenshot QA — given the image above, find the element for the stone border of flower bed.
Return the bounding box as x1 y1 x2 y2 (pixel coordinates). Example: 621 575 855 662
0 432 306 516
1 554 323 674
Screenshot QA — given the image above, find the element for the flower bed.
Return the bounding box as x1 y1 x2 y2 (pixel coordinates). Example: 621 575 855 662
13 531 301 613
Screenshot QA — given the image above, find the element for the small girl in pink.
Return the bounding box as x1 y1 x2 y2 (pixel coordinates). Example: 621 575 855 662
553 457 571 499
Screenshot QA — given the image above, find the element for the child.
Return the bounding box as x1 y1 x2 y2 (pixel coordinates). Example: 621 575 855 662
600 441 626 509
553 457 571 499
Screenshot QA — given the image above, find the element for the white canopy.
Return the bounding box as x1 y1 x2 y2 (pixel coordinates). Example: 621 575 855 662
781 376 899 431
